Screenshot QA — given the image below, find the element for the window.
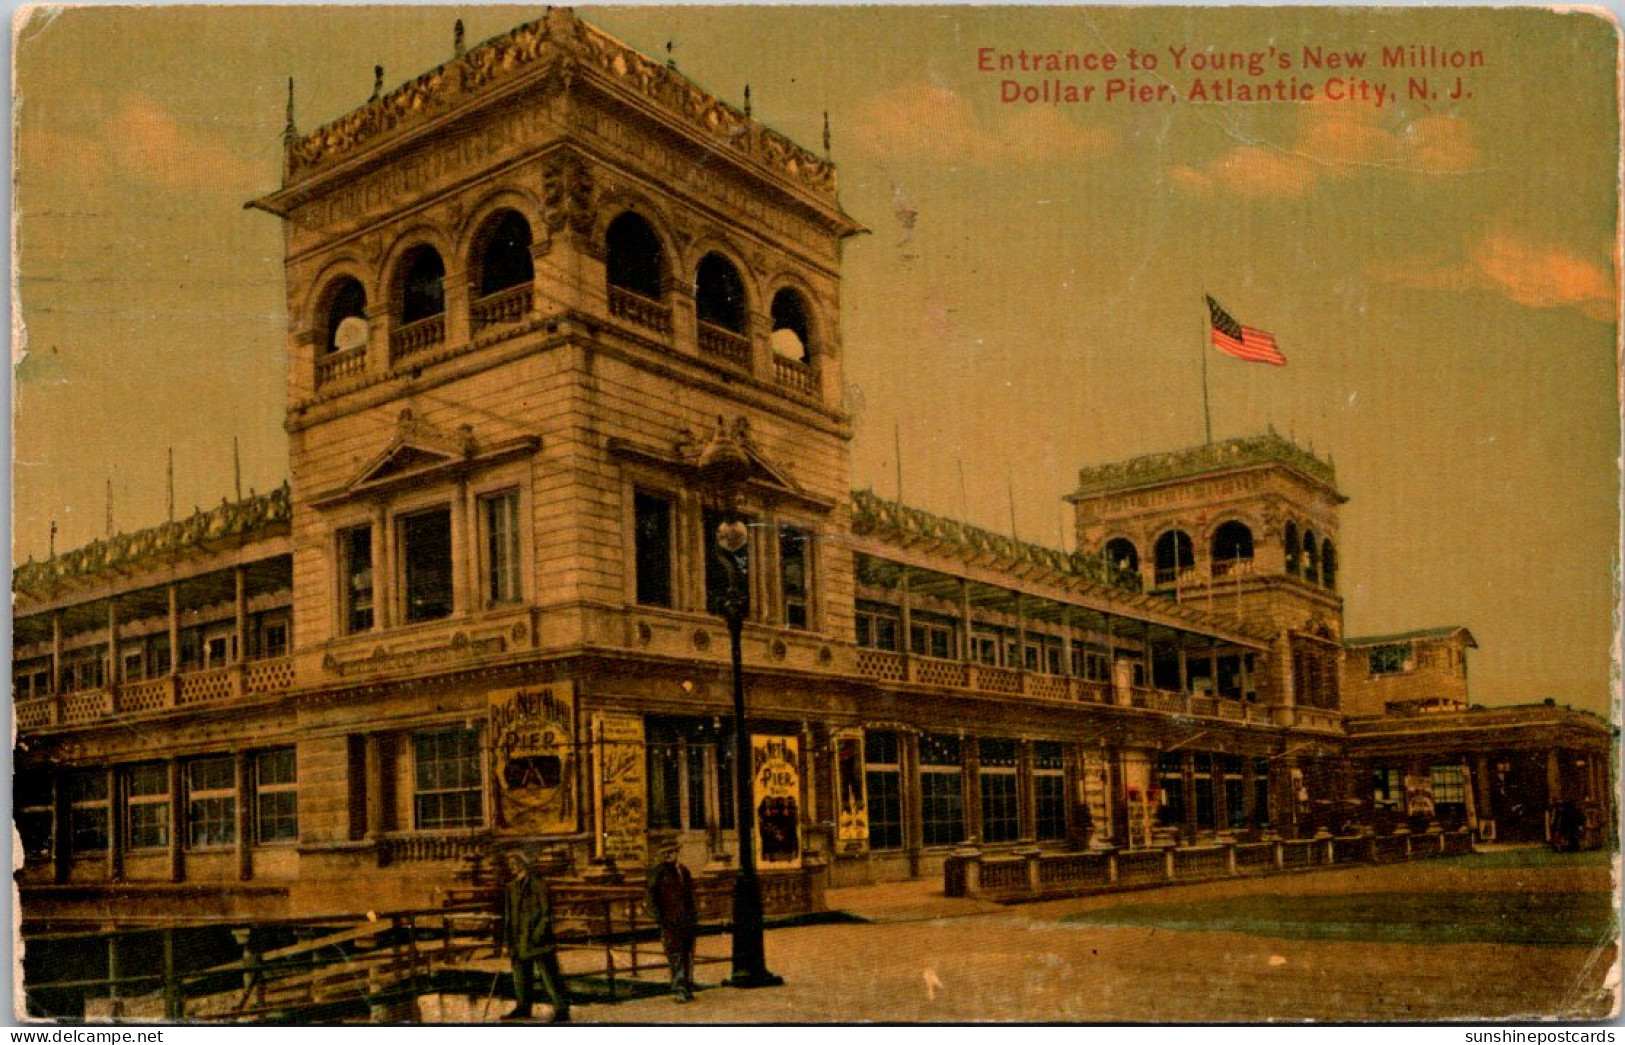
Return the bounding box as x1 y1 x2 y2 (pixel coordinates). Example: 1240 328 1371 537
1320 539 1338 590
16 769 55 860
187 756 237 848
254 613 289 660
780 526 810 629
400 508 453 624
399 246 446 324
205 633 232 668
605 212 665 300
919 734 964 847
60 652 105 694
1192 753 1216 830
1301 529 1319 585
1253 758 1272 827
481 490 522 606
1157 753 1185 828
322 277 368 355
634 492 674 608
476 210 534 297
646 719 731 832
340 525 374 634
1372 766 1402 810
1034 742 1067 842
865 732 904 851
856 604 900 651
695 253 747 334
122 649 145 682
1105 537 1139 575
1211 521 1254 575
14 662 52 700
413 728 483 830
68 769 109 853
979 739 1020 844
703 508 750 618
1220 755 1246 828
256 748 298 844
769 287 812 362
126 763 170 850
973 627 1003 666
1284 522 1300 576
909 614 955 660
1430 765 1466 806
1368 645 1411 675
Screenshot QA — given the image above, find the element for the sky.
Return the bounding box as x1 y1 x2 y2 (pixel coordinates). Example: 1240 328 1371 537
11 6 1620 715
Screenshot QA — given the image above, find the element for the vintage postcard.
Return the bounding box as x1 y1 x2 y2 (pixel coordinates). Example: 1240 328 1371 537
9 4 1619 1026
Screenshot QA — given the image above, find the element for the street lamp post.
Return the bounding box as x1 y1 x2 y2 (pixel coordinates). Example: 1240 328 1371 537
714 514 782 989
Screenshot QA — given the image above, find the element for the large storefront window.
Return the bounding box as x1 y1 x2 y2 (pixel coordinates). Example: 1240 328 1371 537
1157 753 1185 828
16 768 54 860
1193 753 1215 830
1034 741 1067 842
1253 758 1272 826
1221 755 1246 828
864 731 904 851
647 718 733 832
920 733 964 847
979 739 1020 843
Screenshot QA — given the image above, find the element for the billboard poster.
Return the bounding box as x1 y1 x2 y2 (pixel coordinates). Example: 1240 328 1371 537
751 734 802 869
1405 774 1437 818
592 713 647 866
489 681 576 834
835 732 869 852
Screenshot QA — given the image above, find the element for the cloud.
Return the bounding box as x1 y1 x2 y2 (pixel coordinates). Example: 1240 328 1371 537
850 83 1115 167
19 92 263 193
1170 102 1478 198
1375 233 1615 322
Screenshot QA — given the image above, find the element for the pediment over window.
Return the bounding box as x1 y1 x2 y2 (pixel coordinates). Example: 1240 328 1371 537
608 414 835 514
311 408 539 508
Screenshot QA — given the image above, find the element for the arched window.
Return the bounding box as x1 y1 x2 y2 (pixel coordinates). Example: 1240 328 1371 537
1153 530 1194 586
1105 538 1139 576
399 246 446 324
1210 521 1254 572
1284 522 1300 576
770 287 812 362
475 210 533 297
695 253 747 334
1301 529 1319 585
605 212 664 300
322 277 367 354
1321 539 1337 590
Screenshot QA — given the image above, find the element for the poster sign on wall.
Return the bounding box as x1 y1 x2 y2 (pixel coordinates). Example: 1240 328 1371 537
1405 774 1436 818
489 682 576 834
834 732 868 853
592 713 647 866
751 734 802 869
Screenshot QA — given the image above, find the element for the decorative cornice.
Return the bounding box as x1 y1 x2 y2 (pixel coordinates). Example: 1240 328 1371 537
13 484 292 597
1070 432 1339 499
278 8 839 205
849 489 1142 593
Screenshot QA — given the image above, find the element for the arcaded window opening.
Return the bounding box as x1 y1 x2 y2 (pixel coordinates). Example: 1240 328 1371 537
1320 539 1337 590
323 277 368 354
770 287 812 361
1211 520 1254 574
399 246 447 324
695 253 747 334
1284 522 1300 576
1301 529 1319 585
1153 529 1194 586
476 210 534 297
1105 537 1139 575
605 212 665 299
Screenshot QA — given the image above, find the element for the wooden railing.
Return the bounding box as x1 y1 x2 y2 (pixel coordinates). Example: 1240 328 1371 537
946 827 1476 902
15 658 294 732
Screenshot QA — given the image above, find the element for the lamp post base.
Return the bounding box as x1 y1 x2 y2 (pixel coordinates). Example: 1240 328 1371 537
728 872 782 988
727 969 785 989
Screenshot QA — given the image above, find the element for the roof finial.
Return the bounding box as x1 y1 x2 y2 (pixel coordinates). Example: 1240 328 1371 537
665 39 675 69
371 65 384 100
744 84 752 117
822 111 831 157
454 19 466 57
283 77 297 140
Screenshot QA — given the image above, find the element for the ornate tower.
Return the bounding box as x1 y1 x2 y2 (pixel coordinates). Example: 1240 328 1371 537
1066 432 1346 710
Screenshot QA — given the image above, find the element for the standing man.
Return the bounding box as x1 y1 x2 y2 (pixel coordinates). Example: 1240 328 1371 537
646 844 698 1002
502 852 571 1022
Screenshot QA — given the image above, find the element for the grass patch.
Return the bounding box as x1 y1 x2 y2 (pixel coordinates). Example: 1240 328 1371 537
1064 891 1617 946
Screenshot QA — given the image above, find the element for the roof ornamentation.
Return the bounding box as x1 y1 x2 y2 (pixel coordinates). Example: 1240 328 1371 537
14 483 292 597
1072 432 1337 498
284 9 838 201
850 489 1142 593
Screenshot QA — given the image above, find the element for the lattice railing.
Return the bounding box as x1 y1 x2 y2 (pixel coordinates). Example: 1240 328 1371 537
1024 674 1071 702
245 658 294 694
974 664 1022 695
16 698 54 729
470 283 531 331
912 656 968 689
856 648 906 682
62 689 111 723
180 667 236 705
607 285 671 334
119 677 172 713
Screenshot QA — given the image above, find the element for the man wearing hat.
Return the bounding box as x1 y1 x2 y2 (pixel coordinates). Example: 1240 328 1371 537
646 844 698 1002
502 852 571 1022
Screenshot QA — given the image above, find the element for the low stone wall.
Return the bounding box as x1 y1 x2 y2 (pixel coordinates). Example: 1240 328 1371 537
944 827 1475 902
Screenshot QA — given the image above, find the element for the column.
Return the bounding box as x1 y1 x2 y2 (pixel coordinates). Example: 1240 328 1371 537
236 750 252 881
233 567 248 664
166 586 180 677
106 598 119 697
1060 608 1074 677
1017 740 1036 842
902 731 923 877
167 759 184 882
106 765 122 883
1176 633 1188 695
51 611 63 696
958 578 973 664
371 504 390 630
1181 752 1197 838
452 479 473 617
1014 593 1027 673
898 568 913 658
1242 758 1258 827
1546 748 1563 809
444 265 472 347
962 737 981 845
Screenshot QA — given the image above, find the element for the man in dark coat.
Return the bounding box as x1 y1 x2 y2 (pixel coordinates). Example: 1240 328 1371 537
502 853 571 1022
645 845 698 1002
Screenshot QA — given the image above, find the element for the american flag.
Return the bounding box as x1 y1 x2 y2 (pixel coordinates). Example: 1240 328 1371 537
1206 295 1286 366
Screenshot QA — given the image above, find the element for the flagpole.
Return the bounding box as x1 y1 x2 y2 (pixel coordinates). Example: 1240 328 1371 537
1200 296 1213 445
